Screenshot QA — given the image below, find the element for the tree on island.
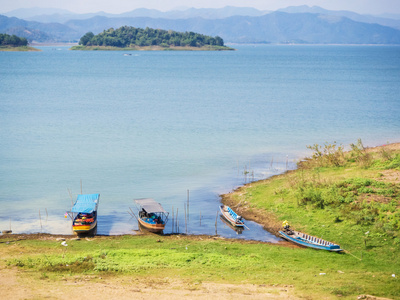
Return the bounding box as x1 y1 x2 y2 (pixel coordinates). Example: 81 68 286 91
0 33 28 47
79 26 225 48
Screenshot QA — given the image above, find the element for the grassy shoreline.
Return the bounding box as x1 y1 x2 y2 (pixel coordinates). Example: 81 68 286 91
1 141 399 299
0 45 41 51
222 141 400 298
223 142 400 232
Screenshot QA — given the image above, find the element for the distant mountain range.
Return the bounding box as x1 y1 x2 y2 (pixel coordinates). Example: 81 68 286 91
2 6 271 22
278 5 400 30
1 6 400 44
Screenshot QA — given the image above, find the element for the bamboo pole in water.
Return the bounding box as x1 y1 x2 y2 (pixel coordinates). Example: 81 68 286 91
39 209 42 232
176 208 179 233
215 210 218 235
127 210 134 219
68 188 73 206
184 204 187 234
171 206 174 233
187 189 189 222
129 207 138 221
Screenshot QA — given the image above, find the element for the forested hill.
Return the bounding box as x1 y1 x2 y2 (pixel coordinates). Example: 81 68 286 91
0 33 28 46
76 26 231 50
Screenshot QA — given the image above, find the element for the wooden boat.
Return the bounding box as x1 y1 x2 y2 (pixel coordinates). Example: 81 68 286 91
70 194 100 234
279 229 343 252
135 198 169 233
219 205 245 228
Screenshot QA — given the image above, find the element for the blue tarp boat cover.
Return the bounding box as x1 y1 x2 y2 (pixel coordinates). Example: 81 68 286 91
71 194 100 213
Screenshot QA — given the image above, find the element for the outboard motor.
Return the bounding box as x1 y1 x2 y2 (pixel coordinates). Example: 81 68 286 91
282 220 290 230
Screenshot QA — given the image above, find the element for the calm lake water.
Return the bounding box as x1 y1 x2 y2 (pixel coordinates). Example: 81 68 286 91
1 45 399 241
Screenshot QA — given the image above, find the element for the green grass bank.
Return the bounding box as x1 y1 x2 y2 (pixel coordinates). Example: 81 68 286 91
1 140 399 299
0 45 40 51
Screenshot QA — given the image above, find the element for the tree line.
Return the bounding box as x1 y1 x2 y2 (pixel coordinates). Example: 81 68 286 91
0 33 28 46
79 26 225 48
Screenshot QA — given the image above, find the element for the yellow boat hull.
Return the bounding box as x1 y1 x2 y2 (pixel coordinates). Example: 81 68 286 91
73 221 97 233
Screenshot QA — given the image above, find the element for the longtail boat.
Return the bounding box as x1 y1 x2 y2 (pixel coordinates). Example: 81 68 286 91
135 198 169 233
279 223 343 252
70 194 99 235
219 205 245 228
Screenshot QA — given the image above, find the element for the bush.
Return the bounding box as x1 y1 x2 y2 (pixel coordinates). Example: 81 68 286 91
349 139 372 168
303 141 345 168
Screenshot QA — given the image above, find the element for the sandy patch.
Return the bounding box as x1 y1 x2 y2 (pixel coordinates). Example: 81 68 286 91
376 170 400 184
0 267 299 300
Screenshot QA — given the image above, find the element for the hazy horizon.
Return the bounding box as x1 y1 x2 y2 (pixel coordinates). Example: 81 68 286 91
1 0 400 16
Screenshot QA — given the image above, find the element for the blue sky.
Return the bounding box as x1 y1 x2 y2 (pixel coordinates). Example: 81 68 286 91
1 0 400 15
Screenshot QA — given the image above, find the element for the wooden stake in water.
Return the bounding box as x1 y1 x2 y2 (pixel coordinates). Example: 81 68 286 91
45 208 48 222
176 208 179 233
171 206 174 233
215 210 218 235
129 207 139 221
39 209 42 232
184 203 187 234
68 188 74 206
187 189 190 222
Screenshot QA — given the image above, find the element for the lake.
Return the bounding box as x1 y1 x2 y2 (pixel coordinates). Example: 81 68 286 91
0 45 399 241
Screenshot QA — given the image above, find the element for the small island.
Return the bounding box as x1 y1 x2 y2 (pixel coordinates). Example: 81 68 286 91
70 26 234 51
0 33 40 51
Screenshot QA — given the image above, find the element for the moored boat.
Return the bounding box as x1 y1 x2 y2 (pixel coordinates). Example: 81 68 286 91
279 221 343 252
219 205 245 228
135 198 169 233
70 194 100 234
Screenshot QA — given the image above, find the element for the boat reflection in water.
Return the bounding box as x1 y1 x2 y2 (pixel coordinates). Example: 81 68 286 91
220 216 244 234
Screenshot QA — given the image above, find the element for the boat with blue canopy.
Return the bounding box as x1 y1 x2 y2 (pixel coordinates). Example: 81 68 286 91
135 198 169 233
69 194 100 234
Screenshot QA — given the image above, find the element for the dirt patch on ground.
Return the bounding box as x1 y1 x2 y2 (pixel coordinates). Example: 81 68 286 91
376 170 400 184
358 193 394 204
365 142 400 153
0 266 299 300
